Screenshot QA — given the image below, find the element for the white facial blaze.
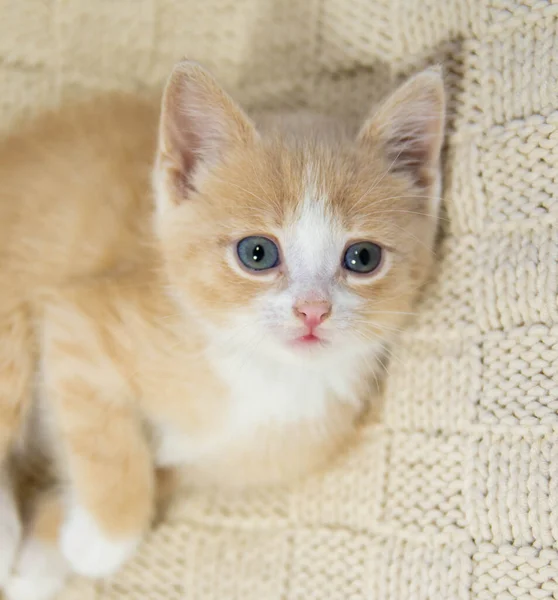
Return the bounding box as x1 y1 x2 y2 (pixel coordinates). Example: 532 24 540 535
283 165 342 301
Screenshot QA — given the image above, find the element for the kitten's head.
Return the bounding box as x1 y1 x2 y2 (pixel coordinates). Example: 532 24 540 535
154 60 445 367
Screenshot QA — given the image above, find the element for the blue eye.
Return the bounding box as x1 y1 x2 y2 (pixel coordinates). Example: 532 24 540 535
237 236 280 271
343 242 382 274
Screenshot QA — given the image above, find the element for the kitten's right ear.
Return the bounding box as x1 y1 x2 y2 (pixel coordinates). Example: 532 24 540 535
155 60 258 210
358 68 445 194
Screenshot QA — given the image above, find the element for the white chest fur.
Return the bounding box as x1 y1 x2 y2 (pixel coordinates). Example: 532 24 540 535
154 351 362 468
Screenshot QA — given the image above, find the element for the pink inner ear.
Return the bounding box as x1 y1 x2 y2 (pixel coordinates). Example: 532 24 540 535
386 131 436 189
164 120 202 195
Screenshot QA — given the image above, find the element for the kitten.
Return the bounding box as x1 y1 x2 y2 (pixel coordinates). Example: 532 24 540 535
0 60 445 598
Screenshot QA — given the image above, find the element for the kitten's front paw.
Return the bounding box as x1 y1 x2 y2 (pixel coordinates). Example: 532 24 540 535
4 538 68 600
0 485 22 585
60 504 141 578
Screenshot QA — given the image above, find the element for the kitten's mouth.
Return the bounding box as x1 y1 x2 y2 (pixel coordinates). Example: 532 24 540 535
291 332 327 347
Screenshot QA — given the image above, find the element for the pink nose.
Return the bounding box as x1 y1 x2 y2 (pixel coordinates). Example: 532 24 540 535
293 301 331 328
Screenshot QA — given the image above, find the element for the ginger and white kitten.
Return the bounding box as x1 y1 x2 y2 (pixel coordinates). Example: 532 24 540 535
0 60 445 598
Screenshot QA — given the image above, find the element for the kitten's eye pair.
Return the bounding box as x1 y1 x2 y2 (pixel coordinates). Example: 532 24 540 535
236 237 382 274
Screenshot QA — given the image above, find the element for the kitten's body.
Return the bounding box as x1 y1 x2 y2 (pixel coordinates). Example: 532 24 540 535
0 62 445 599
1 97 366 478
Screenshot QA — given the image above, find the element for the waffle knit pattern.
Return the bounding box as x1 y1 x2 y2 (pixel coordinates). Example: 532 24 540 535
1 1 557 598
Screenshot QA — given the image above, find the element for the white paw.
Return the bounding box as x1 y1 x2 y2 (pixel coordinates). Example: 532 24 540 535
0 483 21 585
60 504 140 578
4 538 68 600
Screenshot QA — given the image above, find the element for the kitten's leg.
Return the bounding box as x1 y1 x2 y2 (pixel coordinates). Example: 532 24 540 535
0 468 21 587
0 308 32 459
4 469 177 600
0 308 32 582
41 301 155 579
4 490 69 600
51 382 154 578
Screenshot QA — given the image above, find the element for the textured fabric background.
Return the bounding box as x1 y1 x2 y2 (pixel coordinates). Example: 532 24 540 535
1 0 557 598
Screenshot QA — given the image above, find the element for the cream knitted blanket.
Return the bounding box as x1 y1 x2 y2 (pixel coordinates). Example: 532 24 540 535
1 0 557 598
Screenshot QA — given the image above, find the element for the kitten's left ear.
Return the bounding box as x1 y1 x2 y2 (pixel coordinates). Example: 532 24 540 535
358 68 446 193
156 59 258 211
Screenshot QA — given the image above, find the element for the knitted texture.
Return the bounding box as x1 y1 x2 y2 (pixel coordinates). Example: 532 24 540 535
1 1 557 598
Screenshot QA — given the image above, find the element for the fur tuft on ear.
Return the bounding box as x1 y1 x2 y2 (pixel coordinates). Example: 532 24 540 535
358 68 446 192
155 59 258 210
